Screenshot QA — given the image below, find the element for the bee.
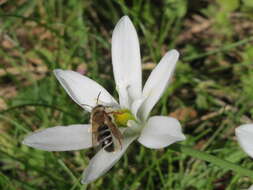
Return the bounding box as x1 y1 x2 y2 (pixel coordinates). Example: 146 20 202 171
90 105 123 152
89 93 123 152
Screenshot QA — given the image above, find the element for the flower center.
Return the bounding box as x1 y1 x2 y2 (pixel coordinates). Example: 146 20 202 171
112 109 136 127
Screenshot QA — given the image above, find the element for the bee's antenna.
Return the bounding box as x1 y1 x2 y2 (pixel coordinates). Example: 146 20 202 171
96 91 102 105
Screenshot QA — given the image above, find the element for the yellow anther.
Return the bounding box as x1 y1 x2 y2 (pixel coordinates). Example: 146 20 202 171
113 109 135 127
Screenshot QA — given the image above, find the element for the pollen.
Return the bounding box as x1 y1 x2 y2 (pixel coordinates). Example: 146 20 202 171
113 109 135 127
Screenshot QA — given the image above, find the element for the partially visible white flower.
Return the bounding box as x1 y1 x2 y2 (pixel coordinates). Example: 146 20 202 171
235 124 253 158
235 125 253 190
23 16 186 184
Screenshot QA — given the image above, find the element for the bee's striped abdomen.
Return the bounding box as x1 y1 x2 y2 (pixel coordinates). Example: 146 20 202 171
97 125 115 152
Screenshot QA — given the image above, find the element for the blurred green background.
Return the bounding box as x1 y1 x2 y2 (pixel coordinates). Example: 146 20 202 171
1 0 253 189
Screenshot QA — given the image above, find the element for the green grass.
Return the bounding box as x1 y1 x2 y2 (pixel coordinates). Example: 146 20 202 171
1 0 253 189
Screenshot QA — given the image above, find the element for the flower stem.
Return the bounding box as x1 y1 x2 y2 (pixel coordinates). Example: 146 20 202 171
170 144 253 179
183 36 253 62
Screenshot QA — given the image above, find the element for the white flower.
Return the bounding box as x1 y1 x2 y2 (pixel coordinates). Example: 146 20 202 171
235 125 253 190
23 16 186 184
235 124 253 158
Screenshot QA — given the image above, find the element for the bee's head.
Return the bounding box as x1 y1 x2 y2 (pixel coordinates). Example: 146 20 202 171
92 105 106 113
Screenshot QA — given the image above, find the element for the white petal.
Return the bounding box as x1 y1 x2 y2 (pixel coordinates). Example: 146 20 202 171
54 69 118 111
138 116 185 149
112 16 142 108
137 50 179 120
235 124 253 158
81 128 137 184
131 98 145 118
23 125 92 151
249 185 253 190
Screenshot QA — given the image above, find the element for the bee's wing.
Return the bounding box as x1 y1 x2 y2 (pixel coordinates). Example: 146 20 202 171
91 121 100 147
106 119 123 150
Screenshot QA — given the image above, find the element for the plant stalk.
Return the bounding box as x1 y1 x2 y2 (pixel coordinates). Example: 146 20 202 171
170 144 253 179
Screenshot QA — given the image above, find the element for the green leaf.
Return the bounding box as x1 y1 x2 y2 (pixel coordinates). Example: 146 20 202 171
243 0 253 8
218 0 239 12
